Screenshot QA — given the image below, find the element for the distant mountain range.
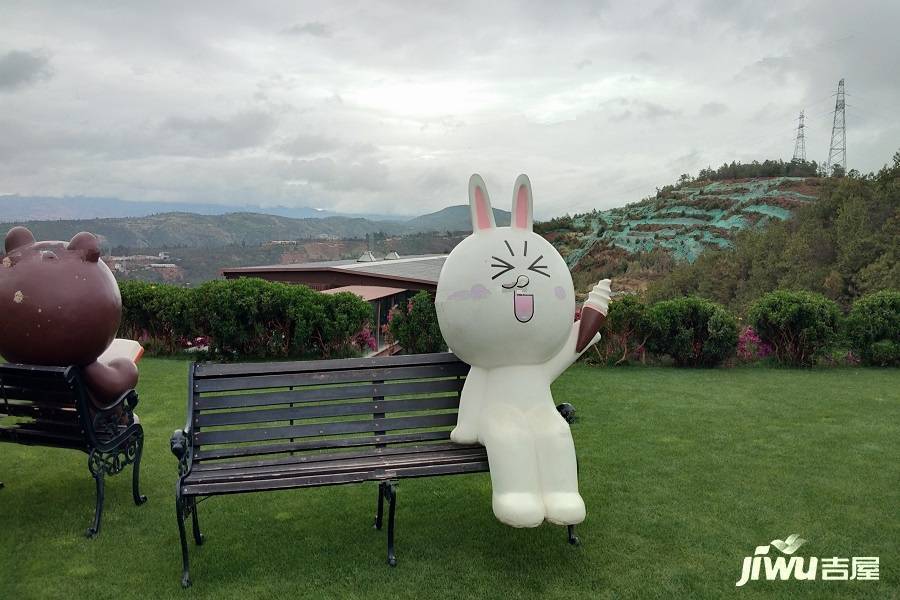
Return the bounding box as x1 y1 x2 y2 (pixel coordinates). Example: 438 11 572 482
2 205 512 249
0 195 401 222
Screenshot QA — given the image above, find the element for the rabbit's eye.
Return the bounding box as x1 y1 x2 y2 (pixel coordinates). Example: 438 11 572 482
490 256 515 280
527 255 551 278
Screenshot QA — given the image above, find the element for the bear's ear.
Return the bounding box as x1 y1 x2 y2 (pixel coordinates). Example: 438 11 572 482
67 232 101 262
5 226 35 253
511 174 533 232
468 174 495 234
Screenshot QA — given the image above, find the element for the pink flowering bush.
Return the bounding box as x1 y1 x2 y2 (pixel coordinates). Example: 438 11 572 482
737 326 772 362
353 324 378 352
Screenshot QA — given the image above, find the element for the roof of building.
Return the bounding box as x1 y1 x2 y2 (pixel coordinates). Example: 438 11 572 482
222 254 447 286
321 285 408 301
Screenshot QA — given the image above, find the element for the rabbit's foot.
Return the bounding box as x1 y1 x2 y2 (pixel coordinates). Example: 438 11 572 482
450 425 479 444
492 492 545 528
543 492 586 525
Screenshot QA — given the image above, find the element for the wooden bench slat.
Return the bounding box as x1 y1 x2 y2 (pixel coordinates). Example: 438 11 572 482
182 470 375 496
195 378 464 411
197 395 461 428
185 447 488 484
194 430 453 461
0 401 79 423
193 352 461 378
0 386 78 404
194 363 470 393
193 441 480 472
182 459 490 496
3 425 84 444
195 413 459 446
0 374 74 393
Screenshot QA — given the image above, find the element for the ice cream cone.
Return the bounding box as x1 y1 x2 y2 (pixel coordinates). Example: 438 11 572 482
576 279 611 352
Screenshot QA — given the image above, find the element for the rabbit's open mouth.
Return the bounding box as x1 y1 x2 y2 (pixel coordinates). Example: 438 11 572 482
514 290 534 323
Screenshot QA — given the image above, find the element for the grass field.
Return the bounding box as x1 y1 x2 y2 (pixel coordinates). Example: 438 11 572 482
1 360 898 599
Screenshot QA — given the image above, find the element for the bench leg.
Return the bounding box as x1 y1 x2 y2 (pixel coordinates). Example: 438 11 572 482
567 524 580 546
384 482 398 567
191 497 204 545
374 482 385 530
86 470 105 538
176 494 192 588
132 432 148 506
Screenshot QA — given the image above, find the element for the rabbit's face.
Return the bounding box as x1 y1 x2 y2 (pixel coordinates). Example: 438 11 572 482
436 175 575 367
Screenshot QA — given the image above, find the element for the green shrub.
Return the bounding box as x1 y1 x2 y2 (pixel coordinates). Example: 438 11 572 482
748 290 840 366
119 278 372 359
592 295 650 365
389 291 446 354
644 297 738 367
118 280 192 353
316 291 375 358
846 290 900 366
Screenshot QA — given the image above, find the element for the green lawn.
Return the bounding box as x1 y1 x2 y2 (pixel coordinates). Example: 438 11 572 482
1 360 898 599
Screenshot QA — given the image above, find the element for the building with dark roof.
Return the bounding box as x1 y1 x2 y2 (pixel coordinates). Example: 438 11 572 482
221 254 446 292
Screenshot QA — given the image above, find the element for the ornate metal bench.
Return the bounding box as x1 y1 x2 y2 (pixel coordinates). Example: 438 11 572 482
0 363 147 537
172 352 495 587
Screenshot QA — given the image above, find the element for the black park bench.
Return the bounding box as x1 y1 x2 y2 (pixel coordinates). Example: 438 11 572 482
172 352 581 588
172 352 489 587
0 363 147 537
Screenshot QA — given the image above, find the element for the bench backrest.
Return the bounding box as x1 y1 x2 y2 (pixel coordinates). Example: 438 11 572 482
189 352 470 464
0 364 87 449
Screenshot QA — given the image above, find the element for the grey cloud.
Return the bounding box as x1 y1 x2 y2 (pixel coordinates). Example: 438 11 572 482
0 50 52 91
278 134 340 157
604 97 681 121
282 22 332 37
160 110 277 156
737 55 795 84
699 102 728 117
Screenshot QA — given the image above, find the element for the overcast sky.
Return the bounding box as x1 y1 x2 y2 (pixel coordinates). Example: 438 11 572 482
1 1 897 218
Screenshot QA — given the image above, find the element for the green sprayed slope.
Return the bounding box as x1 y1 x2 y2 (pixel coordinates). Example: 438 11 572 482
561 177 820 268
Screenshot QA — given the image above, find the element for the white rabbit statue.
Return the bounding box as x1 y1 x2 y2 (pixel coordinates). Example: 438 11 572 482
435 173 610 528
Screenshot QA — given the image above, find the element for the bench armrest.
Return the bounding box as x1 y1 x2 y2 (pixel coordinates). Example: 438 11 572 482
86 389 140 452
171 428 193 476
93 388 139 414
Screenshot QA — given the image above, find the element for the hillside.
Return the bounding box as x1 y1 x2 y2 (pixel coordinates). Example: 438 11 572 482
647 155 900 310
0 195 404 222
541 176 824 294
405 205 511 232
11 212 411 249
3 203 511 250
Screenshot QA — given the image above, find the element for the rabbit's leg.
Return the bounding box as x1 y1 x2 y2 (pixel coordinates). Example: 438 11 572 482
451 366 486 444
531 405 585 525
481 407 544 527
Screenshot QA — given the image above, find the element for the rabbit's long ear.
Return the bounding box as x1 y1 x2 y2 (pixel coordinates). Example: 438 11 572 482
511 174 533 232
468 174 495 233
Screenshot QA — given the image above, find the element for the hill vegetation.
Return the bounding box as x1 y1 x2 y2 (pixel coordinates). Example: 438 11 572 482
647 153 900 311
538 160 824 295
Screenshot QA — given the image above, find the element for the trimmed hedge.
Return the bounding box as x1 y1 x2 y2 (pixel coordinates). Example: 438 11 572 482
846 290 900 366
748 290 840 367
644 296 738 367
119 279 372 359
